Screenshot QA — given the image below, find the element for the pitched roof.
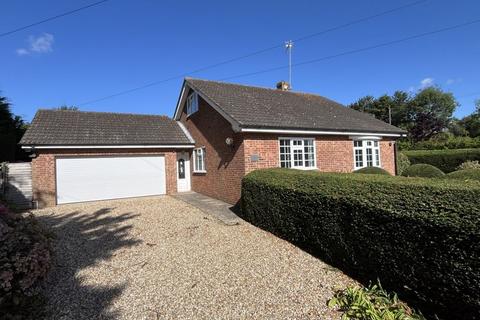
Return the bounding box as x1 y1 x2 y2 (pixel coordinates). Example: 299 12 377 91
20 110 194 146
183 78 406 135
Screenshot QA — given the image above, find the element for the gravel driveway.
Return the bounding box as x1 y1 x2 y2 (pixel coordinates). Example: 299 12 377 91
33 196 354 320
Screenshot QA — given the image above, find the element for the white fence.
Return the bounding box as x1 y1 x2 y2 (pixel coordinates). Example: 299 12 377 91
1 162 33 209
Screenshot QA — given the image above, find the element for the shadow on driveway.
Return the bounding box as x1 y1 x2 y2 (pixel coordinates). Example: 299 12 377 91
36 207 141 320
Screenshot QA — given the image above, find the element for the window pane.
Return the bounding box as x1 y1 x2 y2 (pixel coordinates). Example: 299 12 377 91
293 149 303 167
355 149 363 168
354 140 362 147
366 148 373 167
375 149 380 166
279 139 291 168
374 141 378 147
304 140 315 167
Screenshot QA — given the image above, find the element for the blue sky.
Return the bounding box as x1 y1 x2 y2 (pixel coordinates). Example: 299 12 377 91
2 0 479 122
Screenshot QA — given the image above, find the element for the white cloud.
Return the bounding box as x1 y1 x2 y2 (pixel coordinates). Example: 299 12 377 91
16 48 29 56
446 78 462 85
420 77 434 88
16 33 54 56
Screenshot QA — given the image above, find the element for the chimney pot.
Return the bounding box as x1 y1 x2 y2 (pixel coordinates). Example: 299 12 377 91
276 81 291 91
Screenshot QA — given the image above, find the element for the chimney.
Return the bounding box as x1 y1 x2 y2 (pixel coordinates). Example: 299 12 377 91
276 81 291 91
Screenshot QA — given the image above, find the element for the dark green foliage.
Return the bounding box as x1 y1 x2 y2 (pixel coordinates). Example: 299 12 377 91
396 152 410 175
404 148 480 173
402 164 445 178
353 167 390 175
444 169 480 182
0 206 52 318
0 95 29 162
241 169 480 320
399 135 480 151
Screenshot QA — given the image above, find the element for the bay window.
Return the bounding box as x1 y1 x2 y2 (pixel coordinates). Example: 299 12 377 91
279 138 316 169
353 140 381 170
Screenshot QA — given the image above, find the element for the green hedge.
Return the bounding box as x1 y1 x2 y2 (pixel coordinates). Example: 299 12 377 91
241 169 480 320
445 169 480 181
402 164 445 178
404 148 480 173
353 167 390 175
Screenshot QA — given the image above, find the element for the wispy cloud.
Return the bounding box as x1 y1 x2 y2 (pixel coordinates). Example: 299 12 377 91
16 33 54 56
446 78 462 85
420 77 434 88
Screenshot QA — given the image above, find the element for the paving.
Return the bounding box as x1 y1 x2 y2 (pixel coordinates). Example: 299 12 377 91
173 191 242 225
33 196 355 320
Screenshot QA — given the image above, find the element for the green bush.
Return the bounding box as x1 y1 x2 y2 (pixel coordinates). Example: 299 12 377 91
353 167 390 175
404 148 480 173
397 152 411 175
399 136 480 151
402 164 445 178
241 169 480 320
0 206 52 318
457 160 480 170
444 169 480 182
328 282 425 320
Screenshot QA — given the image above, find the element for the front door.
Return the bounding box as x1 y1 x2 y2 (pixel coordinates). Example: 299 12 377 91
177 152 191 192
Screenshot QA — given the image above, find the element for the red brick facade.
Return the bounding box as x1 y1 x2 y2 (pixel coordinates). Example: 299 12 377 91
31 148 180 208
180 97 246 204
180 95 397 205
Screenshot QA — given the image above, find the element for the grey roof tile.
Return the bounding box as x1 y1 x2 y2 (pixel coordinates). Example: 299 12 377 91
20 110 193 146
186 78 406 135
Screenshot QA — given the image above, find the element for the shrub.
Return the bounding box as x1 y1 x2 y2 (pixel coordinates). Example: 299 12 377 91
399 136 480 151
402 164 445 178
397 152 410 176
241 169 480 319
328 282 425 320
0 207 52 318
353 167 390 175
457 160 480 170
404 148 480 173
444 169 480 182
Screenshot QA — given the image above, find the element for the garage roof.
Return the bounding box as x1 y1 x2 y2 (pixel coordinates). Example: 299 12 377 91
20 110 194 147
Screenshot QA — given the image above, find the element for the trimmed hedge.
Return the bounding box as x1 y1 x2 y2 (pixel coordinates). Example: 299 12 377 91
402 164 445 178
404 148 480 173
397 152 410 176
445 169 480 181
353 167 390 175
241 169 480 320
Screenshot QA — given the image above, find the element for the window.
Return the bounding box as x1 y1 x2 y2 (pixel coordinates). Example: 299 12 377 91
186 92 199 115
279 138 316 169
193 147 206 172
353 140 381 169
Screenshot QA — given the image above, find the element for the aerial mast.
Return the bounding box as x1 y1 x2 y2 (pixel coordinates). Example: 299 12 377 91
285 40 293 89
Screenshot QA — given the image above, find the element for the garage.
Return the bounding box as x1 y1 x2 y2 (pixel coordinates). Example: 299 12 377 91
56 156 167 204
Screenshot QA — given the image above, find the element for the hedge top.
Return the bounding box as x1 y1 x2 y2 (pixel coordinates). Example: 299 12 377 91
244 168 480 229
354 167 391 175
402 164 445 178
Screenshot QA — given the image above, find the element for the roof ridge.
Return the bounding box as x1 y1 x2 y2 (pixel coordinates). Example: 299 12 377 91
38 109 172 119
185 77 340 103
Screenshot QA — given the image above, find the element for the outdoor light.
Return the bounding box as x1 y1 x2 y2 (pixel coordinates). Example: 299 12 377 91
225 137 234 146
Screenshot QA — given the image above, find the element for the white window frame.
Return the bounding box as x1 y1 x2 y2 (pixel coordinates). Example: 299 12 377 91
193 147 206 173
352 139 381 170
278 137 316 170
186 92 199 116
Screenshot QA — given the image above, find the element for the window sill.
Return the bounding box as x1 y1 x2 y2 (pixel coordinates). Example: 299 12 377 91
193 170 207 174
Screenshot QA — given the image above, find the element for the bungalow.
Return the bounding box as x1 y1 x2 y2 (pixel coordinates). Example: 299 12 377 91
21 78 406 208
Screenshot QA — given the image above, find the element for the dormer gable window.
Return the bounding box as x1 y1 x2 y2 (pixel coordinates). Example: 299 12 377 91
186 92 199 116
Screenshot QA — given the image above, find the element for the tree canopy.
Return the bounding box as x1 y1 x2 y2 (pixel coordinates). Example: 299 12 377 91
349 87 459 141
0 95 29 162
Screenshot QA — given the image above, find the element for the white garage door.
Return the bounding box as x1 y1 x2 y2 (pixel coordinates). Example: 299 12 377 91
56 156 166 204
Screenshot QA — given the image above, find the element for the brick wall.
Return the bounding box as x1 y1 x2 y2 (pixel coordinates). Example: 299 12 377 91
31 148 179 208
179 95 245 204
243 134 397 175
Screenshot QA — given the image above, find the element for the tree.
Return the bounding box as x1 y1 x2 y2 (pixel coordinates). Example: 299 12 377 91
408 87 458 141
349 87 458 142
460 100 480 138
0 95 29 162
